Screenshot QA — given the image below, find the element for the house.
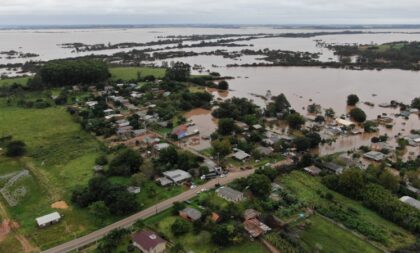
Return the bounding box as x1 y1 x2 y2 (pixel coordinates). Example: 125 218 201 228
211 212 221 222
132 230 167 253
371 142 394 152
304 165 322 176
399 196 420 210
252 124 263 130
133 129 147 137
105 114 124 121
243 218 271 238
36 212 61 228
216 186 244 202
171 124 199 139
363 151 386 162
232 149 250 161
103 109 114 115
179 207 202 222
85 101 98 108
324 162 344 174
256 146 273 156
203 159 222 175
244 209 260 220
158 169 192 186
404 134 420 147
235 121 249 131
153 143 170 151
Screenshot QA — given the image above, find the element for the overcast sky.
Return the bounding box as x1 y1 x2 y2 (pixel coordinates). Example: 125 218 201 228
1 0 420 26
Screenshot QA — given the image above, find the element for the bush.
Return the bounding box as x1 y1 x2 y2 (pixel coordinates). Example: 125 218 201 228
6 140 26 157
217 80 229 90
171 219 190 236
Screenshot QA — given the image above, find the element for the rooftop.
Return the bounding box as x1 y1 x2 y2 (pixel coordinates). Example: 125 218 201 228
36 212 61 226
163 169 192 183
400 196 420 210
132 230 166 251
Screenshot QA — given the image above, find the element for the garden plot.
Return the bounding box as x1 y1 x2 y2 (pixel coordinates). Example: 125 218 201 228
0 170 32 207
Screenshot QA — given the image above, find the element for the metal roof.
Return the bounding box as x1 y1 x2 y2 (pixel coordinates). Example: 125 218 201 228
36 212 61 226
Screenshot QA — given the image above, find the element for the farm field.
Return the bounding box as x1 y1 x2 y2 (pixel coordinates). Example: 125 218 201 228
109 67 166 81
0 103 104 250
278 171 416 251
298 215 382 253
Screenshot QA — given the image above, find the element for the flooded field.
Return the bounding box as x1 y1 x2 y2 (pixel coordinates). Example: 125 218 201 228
1 27 419 156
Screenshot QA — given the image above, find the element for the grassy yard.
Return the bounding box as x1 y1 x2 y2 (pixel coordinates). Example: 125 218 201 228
110 67 166 81
298 215 382 253
278 171 416 251
0 76 30 87
0 103 103 250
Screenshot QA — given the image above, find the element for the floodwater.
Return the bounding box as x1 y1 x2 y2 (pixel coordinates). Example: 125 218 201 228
1 27 419 156
183 108 218 151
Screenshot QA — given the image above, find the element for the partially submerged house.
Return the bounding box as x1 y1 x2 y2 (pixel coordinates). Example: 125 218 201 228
132 230 167 253
216 186 244 202
36 212 61 228
363 151 386 162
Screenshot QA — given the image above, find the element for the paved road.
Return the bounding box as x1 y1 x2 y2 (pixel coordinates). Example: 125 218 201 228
42 169 254 253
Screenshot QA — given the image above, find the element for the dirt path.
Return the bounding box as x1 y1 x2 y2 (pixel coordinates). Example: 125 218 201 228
24 159 61 202
261 238 281 253
15 234 39 253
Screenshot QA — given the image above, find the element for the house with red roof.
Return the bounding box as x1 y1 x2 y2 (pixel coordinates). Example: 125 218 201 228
132 230 167 253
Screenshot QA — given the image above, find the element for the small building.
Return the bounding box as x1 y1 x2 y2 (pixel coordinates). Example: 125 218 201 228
158 169 192 186
127 186 141 194
363 151 386 162
216 186 244 202
256 146 273 156
154 143 170 151
399 196 420 210
179 207 202 222
171 124 199 139
243 218 271 238
336 118 355 127
93 165 104 173
244 209 260 220
36 212 61 228
232 150 250 161
235 121 249 131
324 162 344 174
132 230 167 253
304 165 322 176
252 124 263 130
133 129 147 137
85 101 98 108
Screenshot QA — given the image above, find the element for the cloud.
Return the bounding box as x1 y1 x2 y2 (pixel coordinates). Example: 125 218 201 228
1 0 420 25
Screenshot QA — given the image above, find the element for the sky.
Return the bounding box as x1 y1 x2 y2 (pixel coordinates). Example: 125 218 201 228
1 0 420 26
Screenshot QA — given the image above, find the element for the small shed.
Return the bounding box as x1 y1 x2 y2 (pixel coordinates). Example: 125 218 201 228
36 212 61 228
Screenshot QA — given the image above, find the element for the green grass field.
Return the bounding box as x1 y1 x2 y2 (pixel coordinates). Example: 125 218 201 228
0 76 30 87
299 215 382 253
110 67 166 81
278 171 416 251
0 103 103 250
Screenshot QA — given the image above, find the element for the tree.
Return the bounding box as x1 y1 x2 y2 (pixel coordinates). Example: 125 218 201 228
172 201 186 215
88 201 110 223
211 139 231 157
248 174 271 198
158 146 178 165
171 219 190 236
266 93 290 117
95 155 108 165
218 80 229 90
378 171 400 193
6 140 26 157
293 136 311 152
338 168 365 199
325 108 335 118
108 148 143 176
305 132 321 148
350 107 367 123
347 94 360 106
411 97 420 110
211 224 235 246
286 113 305 130
165 62 191 81
217 118 236 135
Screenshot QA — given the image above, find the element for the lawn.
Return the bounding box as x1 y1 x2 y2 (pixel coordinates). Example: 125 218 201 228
278 171 416 250
299 215 382 253
0 76 30 87
0 103 103 250
110 67 166 81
